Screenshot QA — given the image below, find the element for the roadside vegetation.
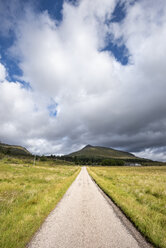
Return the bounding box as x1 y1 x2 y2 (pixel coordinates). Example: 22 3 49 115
88 166 166 248
0 156 80 248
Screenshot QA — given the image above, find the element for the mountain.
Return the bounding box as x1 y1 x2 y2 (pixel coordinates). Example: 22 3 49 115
68 145 136 159
0 143 31 156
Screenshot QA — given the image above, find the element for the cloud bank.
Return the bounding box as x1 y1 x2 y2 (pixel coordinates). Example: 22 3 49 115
0 0 166 160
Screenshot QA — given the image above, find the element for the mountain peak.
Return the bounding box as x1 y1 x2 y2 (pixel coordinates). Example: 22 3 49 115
68 144 136 159
84 144 92 148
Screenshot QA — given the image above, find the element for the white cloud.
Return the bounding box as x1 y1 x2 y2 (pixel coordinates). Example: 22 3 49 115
0 63 7 81
1 0 166 160
0 62 60 154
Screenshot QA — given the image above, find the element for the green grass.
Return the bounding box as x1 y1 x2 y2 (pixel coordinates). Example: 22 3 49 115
0 157 80 248
88 166 166 248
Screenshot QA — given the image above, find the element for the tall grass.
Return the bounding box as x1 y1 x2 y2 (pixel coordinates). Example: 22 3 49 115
88 166 166 248
0 158 80 248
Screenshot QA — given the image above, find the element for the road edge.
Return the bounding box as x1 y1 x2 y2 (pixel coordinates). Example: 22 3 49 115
26 167 81 248
87 167 154 248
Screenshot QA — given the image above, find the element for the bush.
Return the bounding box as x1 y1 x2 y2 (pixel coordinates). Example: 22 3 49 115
40 156 47 161
101 159 124 166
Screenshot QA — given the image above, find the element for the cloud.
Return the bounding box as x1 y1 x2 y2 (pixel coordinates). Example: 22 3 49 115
0 63 6 81
0 61 61 154
1 0 166 160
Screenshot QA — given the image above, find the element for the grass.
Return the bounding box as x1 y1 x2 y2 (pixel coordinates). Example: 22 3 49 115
0 157 80 248
88 166 166 248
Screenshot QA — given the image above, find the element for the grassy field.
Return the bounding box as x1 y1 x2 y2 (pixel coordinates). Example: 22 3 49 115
0 157 80 248
88 166 166 248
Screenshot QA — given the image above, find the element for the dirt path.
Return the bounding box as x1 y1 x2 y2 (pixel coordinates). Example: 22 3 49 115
27 167 151 248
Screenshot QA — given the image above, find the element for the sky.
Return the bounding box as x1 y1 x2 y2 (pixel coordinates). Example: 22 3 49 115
0 0 166 161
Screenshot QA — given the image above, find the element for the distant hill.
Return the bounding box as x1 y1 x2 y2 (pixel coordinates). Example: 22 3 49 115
0 143 31 156
68 145 136 159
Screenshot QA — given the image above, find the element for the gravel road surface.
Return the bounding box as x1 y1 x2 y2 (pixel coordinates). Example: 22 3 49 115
27 167 152 248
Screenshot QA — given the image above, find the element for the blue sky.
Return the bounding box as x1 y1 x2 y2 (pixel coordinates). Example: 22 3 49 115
1 0 166 161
